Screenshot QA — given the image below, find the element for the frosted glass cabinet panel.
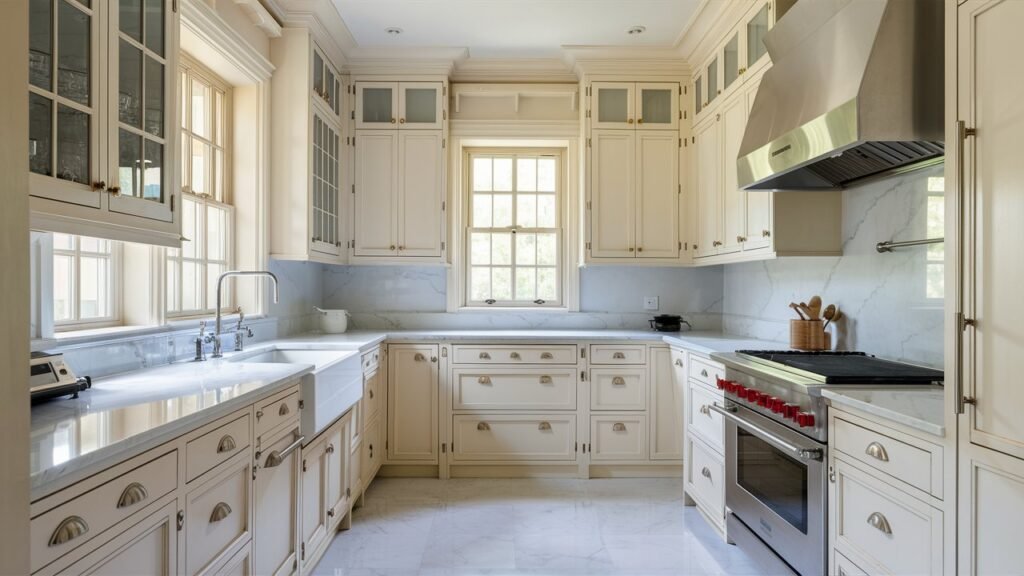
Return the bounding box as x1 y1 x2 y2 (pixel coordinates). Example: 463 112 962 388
357 82 444 130
637 84 678 130
746 3 771 70
593 83 634 129
591 82 678 131
723 32 740 92
400 84 442 128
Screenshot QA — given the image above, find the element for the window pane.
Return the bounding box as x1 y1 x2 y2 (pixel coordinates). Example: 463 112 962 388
537 268 557 301
144 0 163 56
144 56 163 137
538 158 556 192
493 194 513 228
53 233 74 250
472 157 492 191
516 194 537 228
214 90 225 146
472 193 492 227
537 233 557 266
29 0 52 90
56 105 90 184
213 149 224 202
78 255 108 319
207 205 226 261
119 39 142 127
207 262 224 309
53 254 73 321
493 158 513 191
491 233 512 265
537 194 557 228
516 233 536 266
180 70 187 129
492 267 512 300
515 267 536 301
182 260 200 311
470 267 490 301
470 232 490 265
79 236 106 253
118 129 142 196
191 78 209 138
57 0 90 106
143 140 162 201
517 158 536 192
191 138 209 196
182 196 199 258
166 258 179 312
120 0 142 42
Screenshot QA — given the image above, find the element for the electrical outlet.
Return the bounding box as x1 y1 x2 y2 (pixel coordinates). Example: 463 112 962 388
643 296 659 311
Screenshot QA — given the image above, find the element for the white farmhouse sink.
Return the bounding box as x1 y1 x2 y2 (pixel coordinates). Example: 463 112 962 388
231 347 363 439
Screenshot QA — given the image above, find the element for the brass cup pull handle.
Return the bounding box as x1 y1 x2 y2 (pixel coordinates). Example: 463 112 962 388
414 353 426 362
217 435 237 454
279 403 290 416
479 352 491 360
478 376 492 384
701 467 712 480
538 421 552 431
209 502 232 523
117 482 149 509
866 512 892 535
477 422 490 431
612 423 627 432
675 359 683 367
613 352 626 359
510 352 521 360
864 441 890 462
539 375 552 384
326 443 335 454
612 376 626 386
49 516 89 547
540 352 554 359
700 369 709 377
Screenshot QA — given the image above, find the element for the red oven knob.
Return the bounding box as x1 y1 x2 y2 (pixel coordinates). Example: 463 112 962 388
796 412 816 428
716 377 726 390
757 394 771 408
783 404 800 419
770 398 785 413
747 390 763 403
733 383 747 397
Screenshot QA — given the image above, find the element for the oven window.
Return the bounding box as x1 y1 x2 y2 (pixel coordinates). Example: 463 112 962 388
737 429 808 533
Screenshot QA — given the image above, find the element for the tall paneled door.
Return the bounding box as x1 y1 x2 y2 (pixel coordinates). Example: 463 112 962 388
387 344 440 463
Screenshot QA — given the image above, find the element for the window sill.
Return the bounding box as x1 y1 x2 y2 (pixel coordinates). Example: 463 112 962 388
458 306 571 313
46 313 270 349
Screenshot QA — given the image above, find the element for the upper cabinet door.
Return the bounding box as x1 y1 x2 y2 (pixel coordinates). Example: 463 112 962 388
398 82 444 130
744 1 773 77
354 130 399 256
694 74 704 117
397 131 444 256
312 46 341 116
705 55 720 108
28 0 103 208
743 75 772 251
356 81 399 129
723 32 741 93
311 112 341 256
589 129 636 258
694 117 721 258
720 95 747 256
107 0 175 222
634 131 679 258
636 83 679 131
592 82 636 130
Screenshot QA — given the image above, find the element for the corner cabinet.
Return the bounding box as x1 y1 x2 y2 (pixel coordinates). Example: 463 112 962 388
29 0 181 247
351 81 447 263
269 28 346 264
586 82 683 264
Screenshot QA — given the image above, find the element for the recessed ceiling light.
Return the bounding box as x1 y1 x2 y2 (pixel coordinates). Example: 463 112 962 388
385 27 403 36
626 25 646 35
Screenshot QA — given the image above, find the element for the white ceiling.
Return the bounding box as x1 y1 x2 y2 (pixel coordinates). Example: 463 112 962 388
331 0 702 58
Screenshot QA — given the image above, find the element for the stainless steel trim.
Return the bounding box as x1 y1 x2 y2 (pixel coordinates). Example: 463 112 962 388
711 403 823 461
264 433 304 468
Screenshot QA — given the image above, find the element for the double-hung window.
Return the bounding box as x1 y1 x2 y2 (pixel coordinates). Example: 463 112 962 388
466 151 562 307
168 58 233 316
52 233 119 329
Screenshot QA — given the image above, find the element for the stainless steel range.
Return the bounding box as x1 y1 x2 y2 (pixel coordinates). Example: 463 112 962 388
708 350 943 576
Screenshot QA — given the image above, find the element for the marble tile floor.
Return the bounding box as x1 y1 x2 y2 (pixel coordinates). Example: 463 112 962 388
310 478 774 576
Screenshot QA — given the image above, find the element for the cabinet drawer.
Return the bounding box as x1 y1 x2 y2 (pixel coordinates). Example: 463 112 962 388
590 415 647 461
30 450 178 573
688 435 724 520
590 368 647 411
362 414 383 483
452 345 578 365
362 348 380 373
349 398 363 450
689 357 724 387
833 415 940 498
589 344 646 365
833 458 942 576
452 368 577 410
833 549 870 576
688 381 725 454
255 389 300 437
186 414 251 483
363 368 382 423
452 414 576 461
184 455 252 576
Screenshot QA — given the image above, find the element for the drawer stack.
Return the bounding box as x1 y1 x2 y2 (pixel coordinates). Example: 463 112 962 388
589 344 648 461
449 344 579 464
682 354 728 534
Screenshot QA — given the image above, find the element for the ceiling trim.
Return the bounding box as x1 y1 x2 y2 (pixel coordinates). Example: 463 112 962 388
452 58 578 83
231 0 283 38
261 0 354 66
563 46 689 77
343 47 468 76
674 0 752 64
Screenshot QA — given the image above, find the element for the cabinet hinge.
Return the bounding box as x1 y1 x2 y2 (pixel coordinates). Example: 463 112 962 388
678 184 682 194
442 139 446 149
581 348 586 359
587 138 591 148
443 110 447 120
684 110 687 120
442 347 448 357
586 110 591 118
298 399 304 409
349 239 355 249
684 85 688 95
176 510 184 531
352 184 355 194
442 443 446 453
958 312 976 331
353 136 356 146
172 0 177 12
679 138 682 148
580 371 586 381
575 442 578 452
586 200 592 210
679 241 683 250
679 85 683 95
302 459 307 472
586 86 591 97
170 195 175 212
586 241 591 250
301 542 306 561
442 200 446 211
351 110 355 120
441 241 446 250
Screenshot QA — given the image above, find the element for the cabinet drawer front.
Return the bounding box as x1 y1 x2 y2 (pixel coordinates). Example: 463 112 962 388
689 357 724 387
834 459 941 576
185 457 252 576
186 415 251 483
833 416 938 498
452 369 577 410
452 415 576 461
31 450 178 573
833 550 870 576
349 399 363 450
591 415 647 461
688 435 725 517
364 369 382 423
451 345 578 365
361 348 381 373
255 389 300 437
688 381 725 454
589 344 646 365
591 368 647 411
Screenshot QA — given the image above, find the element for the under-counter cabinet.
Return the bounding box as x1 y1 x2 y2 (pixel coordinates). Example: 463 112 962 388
254 425 302 576
269 28 346 263
677 352 727 535
28 0 180 246
387 344 440 463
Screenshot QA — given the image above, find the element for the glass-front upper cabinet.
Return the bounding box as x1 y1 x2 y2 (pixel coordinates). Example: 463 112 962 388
723 32 741 92
637 83 679 130
108 0 174 222
311 111 341 255
745 2 772 73
592 82 635 130
356 82 444 130
591 82 679 131
29 0 102 208
312 46 341 116
705 56 719 108
694 74 703 116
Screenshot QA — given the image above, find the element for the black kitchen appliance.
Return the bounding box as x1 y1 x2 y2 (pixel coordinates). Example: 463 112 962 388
649 314 686 332
30 351 91 404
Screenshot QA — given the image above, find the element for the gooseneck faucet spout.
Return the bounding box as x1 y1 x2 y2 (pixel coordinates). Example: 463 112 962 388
212 270 280 358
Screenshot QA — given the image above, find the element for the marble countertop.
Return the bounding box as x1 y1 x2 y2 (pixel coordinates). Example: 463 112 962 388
822 387 946 437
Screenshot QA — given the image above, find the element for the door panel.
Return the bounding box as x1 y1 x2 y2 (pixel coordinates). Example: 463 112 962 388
592 82 635 130
354 131 398 256
299 436 328 562
721 95 747 255
636 83 679 131
743 74 772 251
254 427 300 576
387 344 439 462
649 347 682 460
695 119 721 257
590 130 635 258
635 131 679 258
397 131 443 256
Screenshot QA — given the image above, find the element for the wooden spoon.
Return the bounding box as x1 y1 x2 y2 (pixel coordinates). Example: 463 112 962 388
824 306 842 329
808 296 822 320
790 302 807 320
821 304 836 327
798 302 814 320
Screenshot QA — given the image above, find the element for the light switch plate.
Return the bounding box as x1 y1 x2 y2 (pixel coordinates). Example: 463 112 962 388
643 296 659 311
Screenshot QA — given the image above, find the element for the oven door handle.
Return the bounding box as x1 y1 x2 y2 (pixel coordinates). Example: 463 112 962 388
710 403 824 462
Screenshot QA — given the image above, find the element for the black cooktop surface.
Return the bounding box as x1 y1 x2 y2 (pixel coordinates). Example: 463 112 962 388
736 350 944 384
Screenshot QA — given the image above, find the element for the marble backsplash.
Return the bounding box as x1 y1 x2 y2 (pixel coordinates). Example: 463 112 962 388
721 164 945 368
321 265 725 331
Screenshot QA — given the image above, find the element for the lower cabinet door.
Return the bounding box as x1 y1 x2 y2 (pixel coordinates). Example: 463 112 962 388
687 435 725 525
254 427 301 576
184 455 253 576
42 501 178 576
326 415 350 528
300 435 330 566
590 415 647 461
649 347 682 460
452 414 576 461
215 543 253 576
362 415 383 485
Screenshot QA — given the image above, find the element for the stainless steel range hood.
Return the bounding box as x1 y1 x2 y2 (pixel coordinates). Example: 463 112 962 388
738 0 944 191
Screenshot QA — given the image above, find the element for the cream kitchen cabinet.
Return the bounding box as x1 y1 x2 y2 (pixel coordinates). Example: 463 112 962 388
356 82 444 130
649 347 682 460
181 452 253 576
352 130 445 260
254 425 302 576
298 432 330 568
591 82 679 131
269 28 346 264
387 344 440 463
28 0 181 247
694 115 721 258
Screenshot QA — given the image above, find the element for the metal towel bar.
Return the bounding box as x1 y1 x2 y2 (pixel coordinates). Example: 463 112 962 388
876 238 944 253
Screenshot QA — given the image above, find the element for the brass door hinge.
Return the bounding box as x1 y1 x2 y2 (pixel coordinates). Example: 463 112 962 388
587 138 591 148
301 542 306 561
302 459 307 472
176 510 184 531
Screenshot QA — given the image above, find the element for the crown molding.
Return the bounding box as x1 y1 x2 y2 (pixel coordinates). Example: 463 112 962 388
260 0 354 66
343 46 468 76
562 46 689 77
674 0 752 65
181 0 275 82
452 58 578 83
232 0 282 38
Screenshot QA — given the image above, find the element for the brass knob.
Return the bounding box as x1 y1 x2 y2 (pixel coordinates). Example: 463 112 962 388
713 240 723 247
737 236 746 243
627 118 634 124
368 389 374 399
91 180 106 191
762 229 771 237
479 352 491 359
108 186 121 196
510 352 521 360
390 118 396 124
398 245 405 251
390 245 396 251
399 118 406 124
637 247 643 252
637 118 644 124
701 467 712 479
628 247 635 252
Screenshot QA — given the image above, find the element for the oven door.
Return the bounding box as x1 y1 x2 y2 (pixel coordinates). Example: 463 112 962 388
712 401 827 576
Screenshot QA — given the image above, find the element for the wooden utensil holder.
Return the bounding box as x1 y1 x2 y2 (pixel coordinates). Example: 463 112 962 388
790 319 829 351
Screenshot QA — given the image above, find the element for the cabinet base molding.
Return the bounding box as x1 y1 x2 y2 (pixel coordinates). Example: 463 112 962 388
378 464 441 478
588 464 682 478
447 464 580 479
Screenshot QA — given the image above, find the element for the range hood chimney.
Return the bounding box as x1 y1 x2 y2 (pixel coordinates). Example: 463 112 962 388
738 0 944 191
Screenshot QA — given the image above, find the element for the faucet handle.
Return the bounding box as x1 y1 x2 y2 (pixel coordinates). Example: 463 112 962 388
235 306 244 326
199 319 207 335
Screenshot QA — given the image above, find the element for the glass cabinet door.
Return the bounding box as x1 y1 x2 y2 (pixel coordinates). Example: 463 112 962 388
746 2 772 72
109 0 173 222
723 32 740 92
311 112 341 255
312 47 340 116
636 83 679 130
356 82 398 129
695 75 703 116
592 82 635 129
706 56 720 107
398 82 443 130
29 0 102 208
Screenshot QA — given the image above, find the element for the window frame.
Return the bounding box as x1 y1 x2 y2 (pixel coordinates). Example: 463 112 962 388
52 234 122 331
463 148 566 309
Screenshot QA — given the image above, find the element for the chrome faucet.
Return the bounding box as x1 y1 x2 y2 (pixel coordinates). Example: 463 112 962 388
211 270 280 358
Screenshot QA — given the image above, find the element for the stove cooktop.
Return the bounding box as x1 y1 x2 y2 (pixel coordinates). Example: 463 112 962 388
735 350 944 385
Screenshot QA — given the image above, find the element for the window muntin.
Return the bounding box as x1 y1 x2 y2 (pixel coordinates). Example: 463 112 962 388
53 233 119 329
466 152 562 307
